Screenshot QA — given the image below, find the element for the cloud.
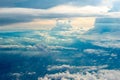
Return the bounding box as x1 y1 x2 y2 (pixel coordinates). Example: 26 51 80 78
1 5 108 15
0 0 120 29
83 49 109 56
78 34 120 49
109 0 120 12
48 45 78 51
79 34 120 49
47 65 108 71
0 5 110 26
38 70 120 80
0 8 40 26
87 17 120 34
0 17 32 26
0 0 103 9
92 41 120 49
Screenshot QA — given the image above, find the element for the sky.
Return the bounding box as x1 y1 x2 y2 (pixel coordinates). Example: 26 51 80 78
0 0 120 30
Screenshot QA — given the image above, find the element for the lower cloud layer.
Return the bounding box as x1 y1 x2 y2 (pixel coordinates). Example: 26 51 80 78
38 70 120 80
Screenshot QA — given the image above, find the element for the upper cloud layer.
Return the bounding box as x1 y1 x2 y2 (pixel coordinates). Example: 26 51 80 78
0 0 103 9
0 0 120 28
0 5 109 26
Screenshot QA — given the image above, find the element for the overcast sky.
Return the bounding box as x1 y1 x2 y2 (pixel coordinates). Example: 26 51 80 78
0 0 120 30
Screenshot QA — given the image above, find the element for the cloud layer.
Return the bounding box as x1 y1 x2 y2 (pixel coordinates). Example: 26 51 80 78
0 0 103 9
0 5 109 26
0 0 120 28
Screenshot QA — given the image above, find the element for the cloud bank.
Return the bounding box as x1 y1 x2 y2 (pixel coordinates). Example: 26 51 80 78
0 5 109 26
0 0 120 29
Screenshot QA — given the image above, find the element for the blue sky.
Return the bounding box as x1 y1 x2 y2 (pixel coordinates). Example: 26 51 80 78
0 0 120 30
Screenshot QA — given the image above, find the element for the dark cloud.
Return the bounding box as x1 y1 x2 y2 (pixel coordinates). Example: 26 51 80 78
0 14 34 26
0 17 31 26
0 14 76 26
0 0 102 9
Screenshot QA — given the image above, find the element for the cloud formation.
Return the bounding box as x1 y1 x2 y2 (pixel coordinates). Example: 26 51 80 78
0 5 109 26
0 0 103 9
0 0 120 29
38 70 120 80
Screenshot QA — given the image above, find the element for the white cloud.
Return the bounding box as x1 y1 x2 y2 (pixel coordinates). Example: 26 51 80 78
107 12 120 17
1 4 120 30
0 45 25 48
83 49 109 56
47 65 108 71
38 70 120 80
56 59 69 63
0 5 110 19
48 5 109 15
0 0 120 29
92 41 120 48
78 33 120 49
48 45 78 50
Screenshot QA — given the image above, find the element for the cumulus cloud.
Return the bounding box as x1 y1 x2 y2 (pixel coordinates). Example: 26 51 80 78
38 70 120 80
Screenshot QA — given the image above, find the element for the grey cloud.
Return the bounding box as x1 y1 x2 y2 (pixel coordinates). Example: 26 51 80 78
0 16 32 26
0 13 102 26
0 13 36 26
